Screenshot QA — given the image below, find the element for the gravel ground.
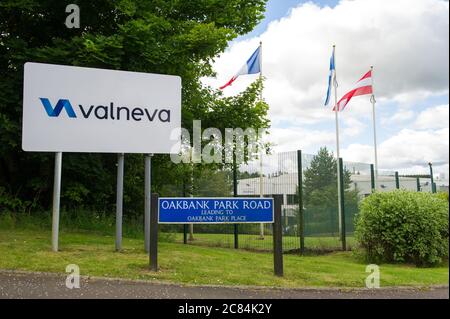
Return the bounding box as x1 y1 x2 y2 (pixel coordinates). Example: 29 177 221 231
0 270 448 299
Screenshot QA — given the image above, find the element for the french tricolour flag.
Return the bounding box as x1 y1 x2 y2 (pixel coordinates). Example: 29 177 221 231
334 70 373 111
220 45 261 90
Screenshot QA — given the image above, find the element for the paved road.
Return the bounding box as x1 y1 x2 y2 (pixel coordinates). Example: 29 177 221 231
0 271 448 299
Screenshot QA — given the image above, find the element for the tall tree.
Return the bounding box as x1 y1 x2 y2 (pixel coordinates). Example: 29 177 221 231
302 147 359 235
0 0 268 215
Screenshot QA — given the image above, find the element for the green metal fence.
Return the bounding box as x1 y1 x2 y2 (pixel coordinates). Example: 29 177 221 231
157 150 437 253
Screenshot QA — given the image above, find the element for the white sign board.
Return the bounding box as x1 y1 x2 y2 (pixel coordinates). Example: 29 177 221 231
22 62 181 153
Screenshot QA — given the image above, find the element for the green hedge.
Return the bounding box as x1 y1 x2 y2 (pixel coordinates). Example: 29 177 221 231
355 190 448 266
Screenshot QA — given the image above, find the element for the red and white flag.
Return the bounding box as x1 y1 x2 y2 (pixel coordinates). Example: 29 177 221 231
334 70 373 111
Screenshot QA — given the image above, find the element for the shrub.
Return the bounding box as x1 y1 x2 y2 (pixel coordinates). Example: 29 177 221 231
435 192 449 202
0 187 30 213
355 190 448 266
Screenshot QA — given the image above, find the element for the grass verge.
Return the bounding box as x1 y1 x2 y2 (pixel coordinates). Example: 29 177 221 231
0 228 448 288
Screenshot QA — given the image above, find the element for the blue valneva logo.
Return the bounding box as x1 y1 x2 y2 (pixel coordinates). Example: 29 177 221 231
38 97 171 122
40 98 77 118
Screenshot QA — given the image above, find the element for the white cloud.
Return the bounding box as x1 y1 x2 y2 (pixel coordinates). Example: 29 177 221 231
381 109 415 126
341 143 374 164
202 0 449 172
342 127 449 172
204 0 449 124
414 104 449 129
267 126 336 153
342 117 366 137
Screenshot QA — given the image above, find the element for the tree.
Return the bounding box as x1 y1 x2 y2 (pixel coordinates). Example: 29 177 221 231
195 168 233 197
0 0 268 216
302 147 359 235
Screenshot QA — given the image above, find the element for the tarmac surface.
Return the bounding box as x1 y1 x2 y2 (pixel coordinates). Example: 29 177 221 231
0 270 448 299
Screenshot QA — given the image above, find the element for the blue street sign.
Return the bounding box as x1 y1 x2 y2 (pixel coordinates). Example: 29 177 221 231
158 197 274 224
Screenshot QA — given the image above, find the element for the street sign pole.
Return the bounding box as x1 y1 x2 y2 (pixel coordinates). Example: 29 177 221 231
273 195 283 276
149 193 159 271
145 154 153 253
51 152 62 252
115 153 124 251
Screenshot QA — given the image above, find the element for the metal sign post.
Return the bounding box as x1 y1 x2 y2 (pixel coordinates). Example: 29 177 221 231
144 154 153 253
51 152 62 252
115 153 124 251
150 193 159 271
273 196 283 277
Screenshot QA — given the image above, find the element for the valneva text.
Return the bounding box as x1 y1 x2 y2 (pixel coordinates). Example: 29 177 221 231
39 97 171 122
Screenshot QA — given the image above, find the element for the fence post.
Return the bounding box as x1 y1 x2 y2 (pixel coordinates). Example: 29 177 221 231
416 177 421 192
297 150 305 255
370 164 375 192
395 171 400 189
339 158 346 251
429 163 437 193
233 156 239 249
273 195 283 276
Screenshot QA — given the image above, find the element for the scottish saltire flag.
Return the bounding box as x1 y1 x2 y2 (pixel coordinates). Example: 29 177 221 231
324 47 335 106
220 45 261 90
334 70 373 111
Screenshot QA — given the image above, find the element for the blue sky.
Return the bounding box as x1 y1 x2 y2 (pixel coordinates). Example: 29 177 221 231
204 0 449 177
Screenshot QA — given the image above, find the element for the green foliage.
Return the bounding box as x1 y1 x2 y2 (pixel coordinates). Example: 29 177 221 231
435 191 449 202
0 0 268 216
195 168 233 197
0 209 176 242
355 190 449 266
237 171 260 179
302 147 359 235
0 187 35 213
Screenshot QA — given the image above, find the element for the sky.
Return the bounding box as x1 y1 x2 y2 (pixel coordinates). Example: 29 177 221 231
202 0 449 178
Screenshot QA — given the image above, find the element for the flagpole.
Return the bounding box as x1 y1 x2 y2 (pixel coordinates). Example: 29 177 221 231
258 41 265 239
370 66 379 188
333 45 343 237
